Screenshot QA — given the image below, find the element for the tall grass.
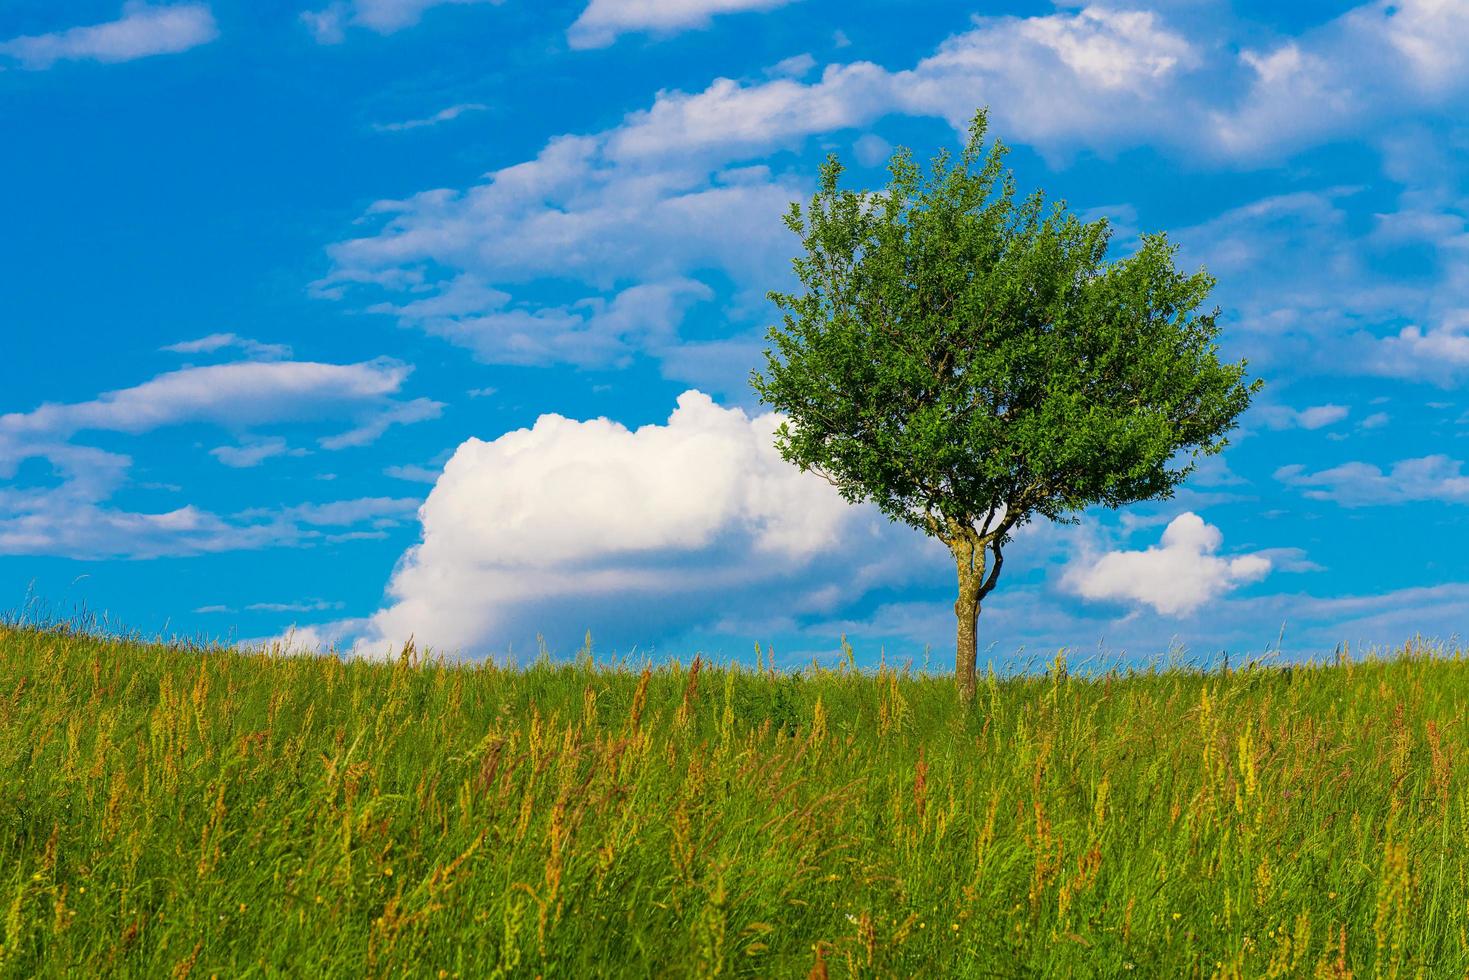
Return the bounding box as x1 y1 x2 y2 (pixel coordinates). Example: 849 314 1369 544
1 621 1465 977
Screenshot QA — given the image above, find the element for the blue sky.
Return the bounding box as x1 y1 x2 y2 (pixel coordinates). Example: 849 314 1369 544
4 0 1467 666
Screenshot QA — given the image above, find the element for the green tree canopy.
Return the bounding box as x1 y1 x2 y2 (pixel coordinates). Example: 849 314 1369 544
751 110 1261 700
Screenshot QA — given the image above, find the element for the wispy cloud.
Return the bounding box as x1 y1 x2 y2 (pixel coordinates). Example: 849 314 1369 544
372 103 488 133
0 481 421 560
317 397 443 450
1256 403 1351 431
1276 455 1469 507
1 2 218 70
209 437 304 469
0 356 434 558
0 358 417 441
568 0 800 50
246 599 346 613
302 0 500 43
161 333 292 360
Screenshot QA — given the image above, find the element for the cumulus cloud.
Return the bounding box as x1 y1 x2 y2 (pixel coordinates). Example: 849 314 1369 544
1063 512 1272 616
301 0 499 43
332 390 908 658
1 2 217 69
1275 454 1469 507
568 0 799 50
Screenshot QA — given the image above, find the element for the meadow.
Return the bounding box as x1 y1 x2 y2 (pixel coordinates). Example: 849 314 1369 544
1 621 1466 977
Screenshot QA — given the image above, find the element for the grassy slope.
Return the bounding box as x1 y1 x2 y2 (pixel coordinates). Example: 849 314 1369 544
0 624 1465 977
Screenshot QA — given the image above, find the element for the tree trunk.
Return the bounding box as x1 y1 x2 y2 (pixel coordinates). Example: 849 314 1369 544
953 541 984 704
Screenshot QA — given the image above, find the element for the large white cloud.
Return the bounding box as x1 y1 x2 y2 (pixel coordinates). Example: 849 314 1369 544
1 2 217 69
343 390 909 657
1063 512 1272 616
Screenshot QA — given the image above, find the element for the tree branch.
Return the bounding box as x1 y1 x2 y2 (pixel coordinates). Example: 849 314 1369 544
977 537 1005 600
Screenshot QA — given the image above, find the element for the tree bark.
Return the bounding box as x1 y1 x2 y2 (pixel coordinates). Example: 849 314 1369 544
953 537 984 704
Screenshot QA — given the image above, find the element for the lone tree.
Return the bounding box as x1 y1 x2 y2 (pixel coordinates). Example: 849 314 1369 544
752 111 1260 701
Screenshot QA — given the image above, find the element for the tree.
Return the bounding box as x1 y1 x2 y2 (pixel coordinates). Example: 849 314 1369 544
751 111 1261 702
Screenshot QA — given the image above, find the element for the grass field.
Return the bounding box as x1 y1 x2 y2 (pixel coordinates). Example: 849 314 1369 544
1 622 1466 977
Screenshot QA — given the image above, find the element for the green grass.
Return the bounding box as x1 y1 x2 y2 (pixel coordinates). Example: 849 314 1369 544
1 622 1465 977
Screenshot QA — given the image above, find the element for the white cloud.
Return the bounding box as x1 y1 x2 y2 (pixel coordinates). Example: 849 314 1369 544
568 0 799 50
1 2 217 69
891 6 1199 159
384 463 440 483
1276 454 1469 507
161 333 292 360
1377 313 1469 381
0 358 421 441
0 499 275 560
1256 403 1350 431
1176 186 1469 385
210 437 304 468
369 276 714 367
318 6 1208 375
852 133 892 167
597 7 1196 165
1212 0 1469 160
333 390 897 657
1063 512 1272 616
246 599 345 613
317 397 443 450
0 482 418 560
768 53 816 79
372 103 489 133
0 357 434 558
302 0 499 43
319 1 1469 390
607 64 892 163
325 135 799 296
274 496 420 527
320 132 798 376
1360 412 1390 429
